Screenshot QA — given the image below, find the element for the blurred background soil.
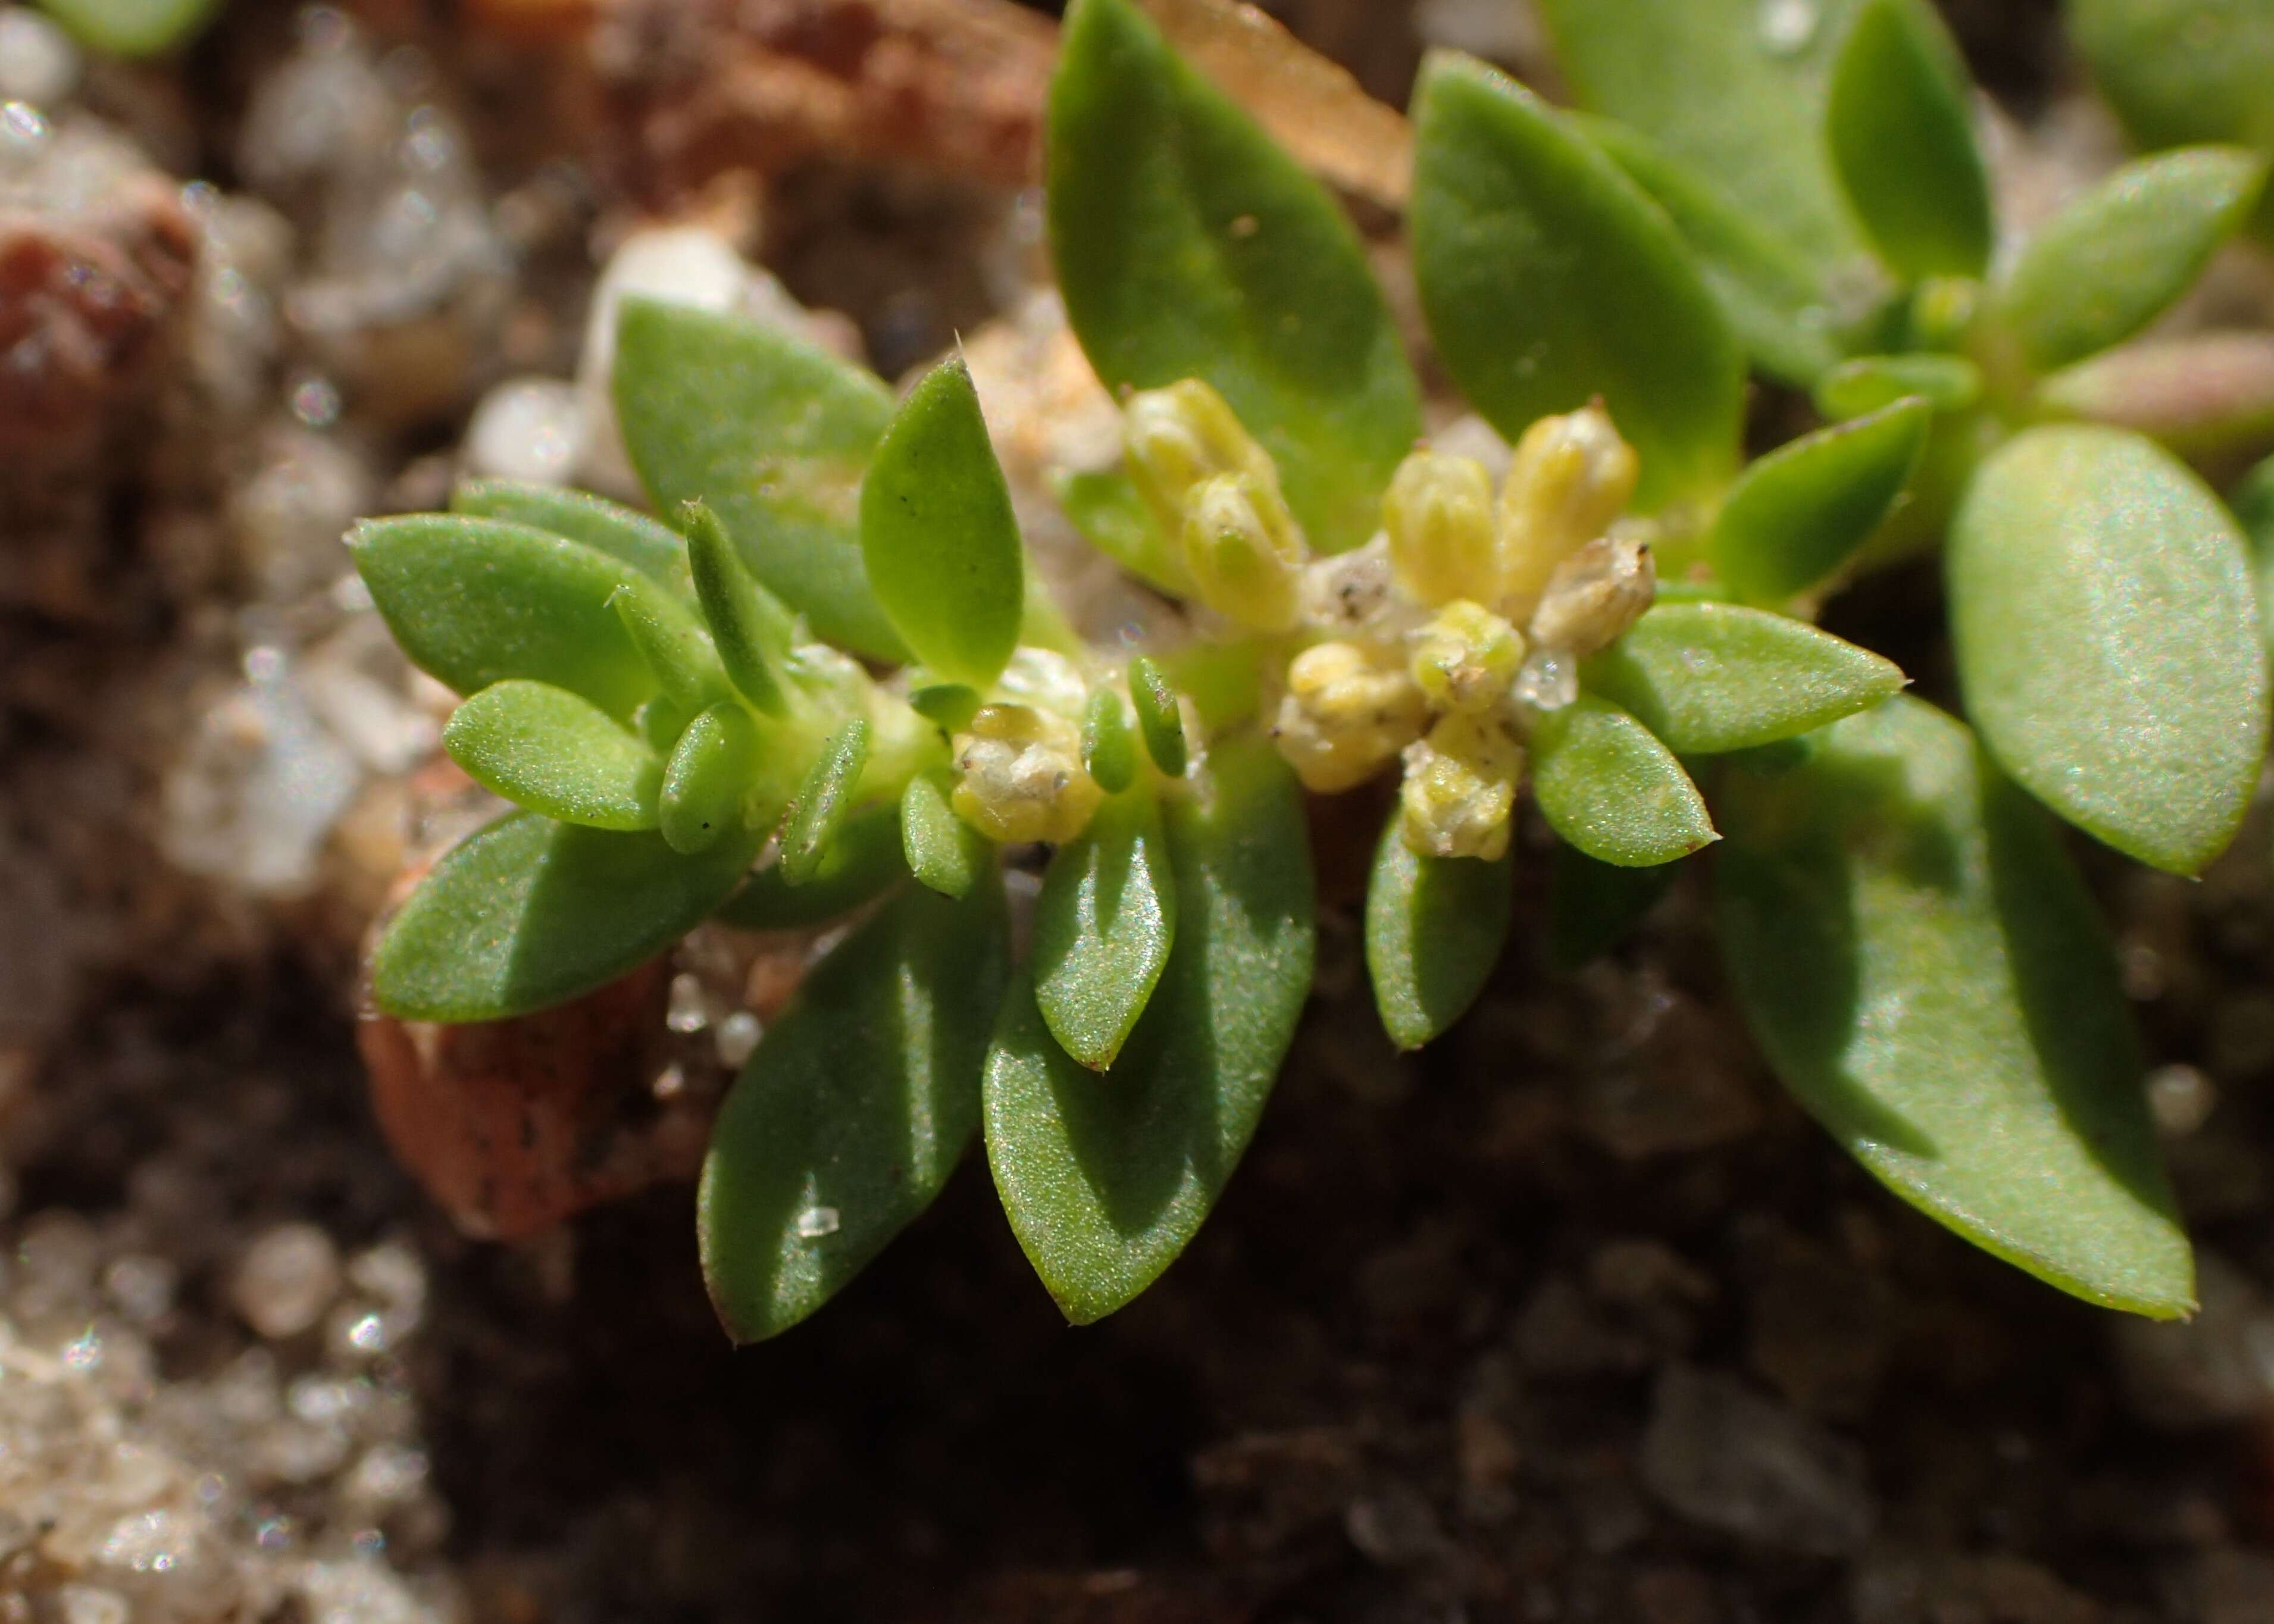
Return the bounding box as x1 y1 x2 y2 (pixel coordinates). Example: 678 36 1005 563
5 1 2274 1620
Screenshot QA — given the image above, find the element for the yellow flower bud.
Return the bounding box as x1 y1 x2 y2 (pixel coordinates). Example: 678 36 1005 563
950 703 1103 845
1272 639 1428 793
1527 534 1655 658
1498 402 1639 619
1182 470 1307 633
1384 449 1497 606
1122 378 1275 527
1410 599 1526 714
1400 711 1524 862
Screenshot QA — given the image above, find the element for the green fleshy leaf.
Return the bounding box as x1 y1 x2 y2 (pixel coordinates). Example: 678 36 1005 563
1948 425 2268 874
1081 687 1140 795
859 355 1026 690
348 515 661 721
1128 656 1188 777
715 800 906 929
371 812 761 1022
1053 468 1192 596
1412 54 1744 512
900 768 989 900
442 680 661 831
1537 0 1869 279
1531 694 1718 867
451 479 693 594
612 297 906 659
699 871 1009 1342
1709 397 1931 603
1573 114 1843 384
1548 844 1679 970
1582 602 1907 753
683 499 793 716
1825 0 1993 280
984 736 1314 1323
2235 453 2274 655
1996 147 2267 371
1034 791 1178 1070
1716 695 2192 1318
778 719 872 885
611 575 727 716
32 0 218 54
2031 333 2274 480
660 701 761 856
1364 811 1512 1049
2069 0 2274 239
909 683 983 738
1047 0 1422 552
1814 352 1982 418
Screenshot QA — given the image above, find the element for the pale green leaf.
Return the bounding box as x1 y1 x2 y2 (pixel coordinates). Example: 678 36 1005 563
442 680 660 831
1034 791 1178 1070
1054 468 1193 596
451 479 693 594
1814 352 1981 418
1709 397 1931 603
1531 694 1718 866
682 499 793 716
33 0 217 54
900 767 989 900
778 719 871 884
660 701 761 856
1825 0 1993 280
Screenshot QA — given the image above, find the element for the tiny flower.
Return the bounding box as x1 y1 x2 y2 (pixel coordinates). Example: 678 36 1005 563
1410 599 1527 714
1497 402 1639 621
1399 711 1524 862
1384 449 1498 606
1527 533 1655 658
1298 534 1403 636
1122 377 1277 527
1272 639 1428 793
1182 470 1308 633
950 703 1103 845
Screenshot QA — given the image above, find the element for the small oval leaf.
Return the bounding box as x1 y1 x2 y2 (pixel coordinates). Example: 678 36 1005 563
2031 332 2274 481
1128 656 1189 777
1948 425 2268 874
1053 468 1193 596
1716 696 2192 1318
1412 54 1745 511
451 479 693 594
901 767 990 900
443 680 661 831
699 870 1009 1342
33 0 218 54
1048 0 1422 552
1531 694 1717 867
1813 352 1981 418
370 812 762 1022
859 355 1027 690
1581 602 1906 753
660 701 761 856
683 499 793 715
1081 686 1140 795
611 575 727 715
983 736 1315 1323
1997 147 2266 372
1034 791 1179 1070
1365 809 1512 1049
348 515 659 721
1708 396 1931 603
612 297 906 659
778 719 872 884
1825 0 1993 280
715 799 906 929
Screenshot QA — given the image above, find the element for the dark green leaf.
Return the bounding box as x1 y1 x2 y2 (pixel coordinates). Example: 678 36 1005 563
1034 791 1178 1069
1709 397 1931 603
1365 811 1512 1049
1531 694 1717 866
370 812 761 1022
1716 696 2192 1318
778 719 872 884
1582 602 1907 753
1548 844 1679 970
984 736 1314 1323
1082 687 1140 794
715 800 906 929
1048 0 1422 552
1825 0 1992 280
1412 55 1744 511
33 0 218 54
612 297 906 659
683 499 793 716
1537 0 1871 280
900 767 990 899
1948 425 2268 874
442 680 661 831
1996 147 2267 371
451 479 693 594
660 701 761 856
348 515 660 721
1573 114 1844 384
1814 352 1982 417
1128 656 1188 777
859 355 1026 689
1053 468 1192 596
699 871 1009 1341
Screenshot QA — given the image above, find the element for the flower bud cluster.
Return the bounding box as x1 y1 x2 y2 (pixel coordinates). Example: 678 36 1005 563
951 702 1104 846
1124 380 1309 632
